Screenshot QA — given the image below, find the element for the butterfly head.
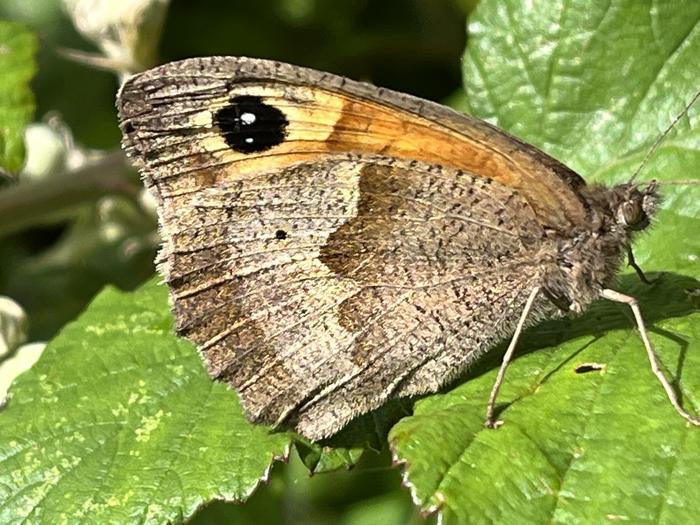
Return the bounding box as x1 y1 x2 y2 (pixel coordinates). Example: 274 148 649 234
614 182 660 232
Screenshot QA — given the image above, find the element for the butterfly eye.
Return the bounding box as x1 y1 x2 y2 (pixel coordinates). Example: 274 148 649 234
619 200 646 229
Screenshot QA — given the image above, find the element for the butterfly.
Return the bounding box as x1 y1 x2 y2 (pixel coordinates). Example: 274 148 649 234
117 56 697 440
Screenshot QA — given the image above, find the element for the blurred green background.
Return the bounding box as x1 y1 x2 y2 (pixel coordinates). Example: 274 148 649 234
0 1 473 523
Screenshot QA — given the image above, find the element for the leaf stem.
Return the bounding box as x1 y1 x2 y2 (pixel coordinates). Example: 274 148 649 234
0 151 138 238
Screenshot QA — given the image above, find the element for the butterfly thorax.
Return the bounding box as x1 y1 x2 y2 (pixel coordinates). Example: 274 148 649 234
541 182 659 313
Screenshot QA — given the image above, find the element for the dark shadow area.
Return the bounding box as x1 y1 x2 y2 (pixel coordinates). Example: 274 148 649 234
162 0 466 104
189 444 433 525
455 271 698 386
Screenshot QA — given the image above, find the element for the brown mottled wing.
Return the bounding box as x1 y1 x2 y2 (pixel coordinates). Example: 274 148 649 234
117 57 560 439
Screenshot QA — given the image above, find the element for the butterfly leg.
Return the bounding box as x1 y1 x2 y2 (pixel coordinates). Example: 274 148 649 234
627 247 656 285
601 288 700 426
485 285 541 429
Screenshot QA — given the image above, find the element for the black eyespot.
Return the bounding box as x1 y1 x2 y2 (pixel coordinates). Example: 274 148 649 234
214 95 288 153
275 229 288 240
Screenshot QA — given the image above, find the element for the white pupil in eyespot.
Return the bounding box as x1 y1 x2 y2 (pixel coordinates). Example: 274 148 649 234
240 112 256 125
245 137 254 144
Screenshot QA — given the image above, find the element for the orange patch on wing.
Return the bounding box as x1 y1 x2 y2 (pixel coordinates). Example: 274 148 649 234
187 84 585 227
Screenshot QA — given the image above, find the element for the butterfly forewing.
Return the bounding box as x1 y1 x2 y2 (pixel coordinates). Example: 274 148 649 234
118 56 567 439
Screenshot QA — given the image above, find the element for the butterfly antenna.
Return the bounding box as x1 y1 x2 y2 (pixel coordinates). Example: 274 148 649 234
629 89 700 183
655 179 700 185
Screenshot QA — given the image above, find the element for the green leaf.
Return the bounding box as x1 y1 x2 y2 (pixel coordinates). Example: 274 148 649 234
0 20 36 174
0 278 291 524
461 0 700 274
391 1 700 523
